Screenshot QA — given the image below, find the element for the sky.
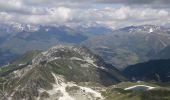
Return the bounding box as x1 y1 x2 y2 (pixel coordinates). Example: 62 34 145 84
0 0 170 28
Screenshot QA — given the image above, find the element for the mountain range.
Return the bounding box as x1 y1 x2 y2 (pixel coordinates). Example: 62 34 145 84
0 24 112 66
0 45 170 100
1 23 170 99
84 25 170 69
1 24 170 70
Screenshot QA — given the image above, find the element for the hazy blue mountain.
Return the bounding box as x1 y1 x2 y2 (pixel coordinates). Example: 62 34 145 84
123 59 170 82
153 45 170 60
0 24 113 66
84 25 170 69
1 24 170 70
0 49 18 66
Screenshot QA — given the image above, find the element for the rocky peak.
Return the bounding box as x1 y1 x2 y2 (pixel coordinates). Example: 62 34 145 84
32 45 98 66
0 45 127 100
119 25 164 34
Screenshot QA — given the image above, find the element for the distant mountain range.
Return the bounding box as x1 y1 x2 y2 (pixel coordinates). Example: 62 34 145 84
1 24 170 70
0 24 112 66
0 49 18 66
84 25 170 69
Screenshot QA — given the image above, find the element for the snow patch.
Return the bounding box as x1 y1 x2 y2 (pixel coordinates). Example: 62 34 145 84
78 86 103 99
80 64 90 68
68 66 73 69
18 63 25 66
48 57 61 62
149 28 153 33
124 85 155 91
71 56 100 68
70 57 83 61
43 73 103 100
47 73 74 100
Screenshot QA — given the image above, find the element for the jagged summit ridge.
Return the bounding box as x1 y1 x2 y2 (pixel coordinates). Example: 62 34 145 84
32 45 98 67
118 25 164 34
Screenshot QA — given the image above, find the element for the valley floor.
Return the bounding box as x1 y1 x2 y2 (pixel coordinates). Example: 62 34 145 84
103 82 170 100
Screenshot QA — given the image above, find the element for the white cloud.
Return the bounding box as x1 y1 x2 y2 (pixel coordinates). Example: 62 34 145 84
13 7 72 24
0 0 22 9
0 12 13 22
72 7 169 28
0 0 169 28
47 7 71 22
